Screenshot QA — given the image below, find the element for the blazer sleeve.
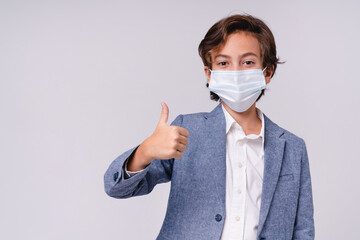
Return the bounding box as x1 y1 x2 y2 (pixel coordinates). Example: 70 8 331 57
103 114 184 199
292 140 315 239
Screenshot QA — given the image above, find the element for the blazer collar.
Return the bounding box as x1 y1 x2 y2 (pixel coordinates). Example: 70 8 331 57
204 102 224 119
204 102 286 237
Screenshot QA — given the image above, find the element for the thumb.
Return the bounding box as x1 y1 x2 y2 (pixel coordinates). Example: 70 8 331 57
158 102 169 126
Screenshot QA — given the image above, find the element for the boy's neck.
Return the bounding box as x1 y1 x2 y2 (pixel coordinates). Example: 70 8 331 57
222 101 262 135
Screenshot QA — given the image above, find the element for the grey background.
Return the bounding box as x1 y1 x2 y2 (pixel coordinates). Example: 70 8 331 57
1 0 359 239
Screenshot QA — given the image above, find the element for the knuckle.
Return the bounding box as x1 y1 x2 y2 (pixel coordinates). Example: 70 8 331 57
182 128 189 136
169 149 177 156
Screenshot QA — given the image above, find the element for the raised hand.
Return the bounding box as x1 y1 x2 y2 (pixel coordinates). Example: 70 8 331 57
127 102 189 172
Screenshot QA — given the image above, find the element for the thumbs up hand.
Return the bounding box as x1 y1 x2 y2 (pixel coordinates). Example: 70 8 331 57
127 102 190 172
150 102 190 160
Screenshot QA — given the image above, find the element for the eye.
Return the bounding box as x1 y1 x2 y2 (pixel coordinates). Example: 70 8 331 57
217 61 228 66
243 60 255 65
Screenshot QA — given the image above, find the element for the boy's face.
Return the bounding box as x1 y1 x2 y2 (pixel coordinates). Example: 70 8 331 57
204 31 273 84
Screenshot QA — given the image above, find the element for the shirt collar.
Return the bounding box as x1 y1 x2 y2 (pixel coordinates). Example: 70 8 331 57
221 103 265 143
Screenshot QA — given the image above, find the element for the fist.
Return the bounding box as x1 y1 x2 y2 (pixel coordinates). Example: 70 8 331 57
145 102 189 160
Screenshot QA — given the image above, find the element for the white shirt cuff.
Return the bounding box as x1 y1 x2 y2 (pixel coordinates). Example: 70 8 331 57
124 158 145 178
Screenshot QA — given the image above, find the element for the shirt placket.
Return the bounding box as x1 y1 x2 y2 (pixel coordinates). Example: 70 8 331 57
229 129 246 239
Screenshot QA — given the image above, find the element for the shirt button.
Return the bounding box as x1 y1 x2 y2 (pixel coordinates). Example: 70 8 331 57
237 189 242 194
238 163 243 168
235 216 240 221
215 214 222 222
238 141 244 146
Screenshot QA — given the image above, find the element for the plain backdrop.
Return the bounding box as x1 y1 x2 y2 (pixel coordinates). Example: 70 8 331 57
1 0 359 239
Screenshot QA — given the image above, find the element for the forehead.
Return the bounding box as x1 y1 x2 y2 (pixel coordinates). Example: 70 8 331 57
212 31 261 58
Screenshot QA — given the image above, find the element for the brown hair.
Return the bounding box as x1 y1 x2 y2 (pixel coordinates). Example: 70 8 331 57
198 14 283 102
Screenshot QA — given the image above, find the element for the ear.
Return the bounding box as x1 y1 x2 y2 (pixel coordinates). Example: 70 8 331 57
264 65 274 84
204 66 211 84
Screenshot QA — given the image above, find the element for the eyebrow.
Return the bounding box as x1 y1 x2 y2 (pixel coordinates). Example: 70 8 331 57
214 52 259 60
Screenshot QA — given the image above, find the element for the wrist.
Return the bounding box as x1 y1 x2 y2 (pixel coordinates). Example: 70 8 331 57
128 139 154 172
138 139 154 165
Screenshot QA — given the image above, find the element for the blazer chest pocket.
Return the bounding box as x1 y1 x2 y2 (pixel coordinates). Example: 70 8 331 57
278 173 294 182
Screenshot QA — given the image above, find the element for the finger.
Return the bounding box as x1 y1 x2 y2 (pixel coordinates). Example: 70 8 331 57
158 102 169 126
177 127 190 137
176 143 187 152
177 135 189 145
174 151 182 159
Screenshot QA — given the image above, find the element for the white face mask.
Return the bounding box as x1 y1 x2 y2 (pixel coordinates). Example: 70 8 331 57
208 67 267 112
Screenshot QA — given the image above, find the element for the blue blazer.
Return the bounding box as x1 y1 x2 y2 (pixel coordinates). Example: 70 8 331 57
104 103 315 240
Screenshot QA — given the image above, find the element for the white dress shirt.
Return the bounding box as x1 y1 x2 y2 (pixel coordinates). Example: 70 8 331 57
220 104 265 240
124 104 265 240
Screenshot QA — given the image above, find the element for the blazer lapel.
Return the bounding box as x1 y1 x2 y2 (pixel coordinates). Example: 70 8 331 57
257 113 286 237
203 103 227 213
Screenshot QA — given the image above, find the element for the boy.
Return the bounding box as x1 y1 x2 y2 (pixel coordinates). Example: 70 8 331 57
104 14 314 240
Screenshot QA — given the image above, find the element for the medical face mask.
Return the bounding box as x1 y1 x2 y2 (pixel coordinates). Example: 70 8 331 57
208 68 267 112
